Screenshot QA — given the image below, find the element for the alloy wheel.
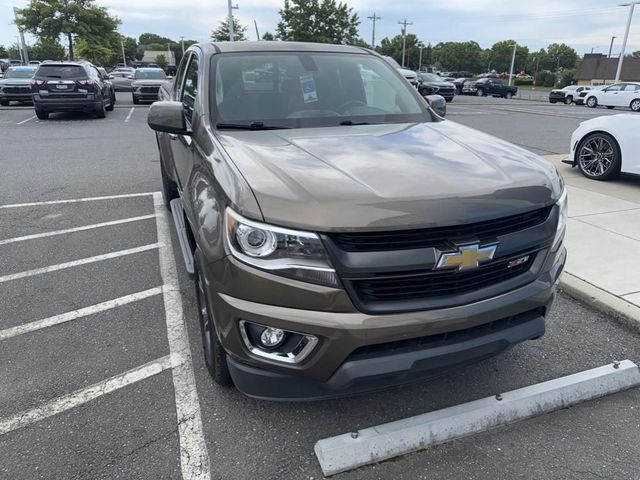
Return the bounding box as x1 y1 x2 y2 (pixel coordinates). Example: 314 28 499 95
196 269 214 368
578 136 615 177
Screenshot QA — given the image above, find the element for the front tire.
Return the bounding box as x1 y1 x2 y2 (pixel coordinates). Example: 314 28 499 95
476 88 484 97
195 254 233 387
0 99 8 106
132 95 139 105
35 108 48 120
106 92 115 111
586 96 598 108
565 96 573 105
505 92 513 99
95 98 107 118
631 99 640 112
576 132 621 181
160 160 179 210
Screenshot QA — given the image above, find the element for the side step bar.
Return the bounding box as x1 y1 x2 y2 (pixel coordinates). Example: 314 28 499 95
169 198 195 275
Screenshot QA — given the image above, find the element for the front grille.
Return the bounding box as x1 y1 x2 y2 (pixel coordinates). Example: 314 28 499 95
141 86 160 94
348 307 545 361
437 87 455 94
329 206 552 252
4 86 30 94
347 249 536 303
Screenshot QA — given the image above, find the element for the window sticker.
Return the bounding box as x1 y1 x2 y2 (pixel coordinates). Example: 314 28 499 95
300 74 318 103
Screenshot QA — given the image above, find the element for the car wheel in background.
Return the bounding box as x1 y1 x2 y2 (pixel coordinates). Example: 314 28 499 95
95 98 107 118
505 92 513 99
161 160 179 210
550 100 557 104
565 96 573 104
34 108 48 120
194 254 233 387
586 97 598 108
576 132 621 181
445 97 453 103
0 99 8 106
106 93 115 111
606 106 615 109
631 99 640 112
476 88 484 97
132 95 139 105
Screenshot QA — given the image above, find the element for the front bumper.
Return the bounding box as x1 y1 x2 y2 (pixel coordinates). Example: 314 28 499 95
549 93 567 102
207 245 567 400
133 91 160 101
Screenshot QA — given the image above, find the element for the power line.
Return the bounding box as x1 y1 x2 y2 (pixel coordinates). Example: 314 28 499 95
398 19 413 68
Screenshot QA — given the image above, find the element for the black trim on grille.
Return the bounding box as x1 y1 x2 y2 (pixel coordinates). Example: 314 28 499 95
329 206 553 252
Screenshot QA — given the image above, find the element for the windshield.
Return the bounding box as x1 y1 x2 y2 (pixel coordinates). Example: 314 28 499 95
419 73 443 82
212 52 430 129
134 70 166 80
4 68 36 78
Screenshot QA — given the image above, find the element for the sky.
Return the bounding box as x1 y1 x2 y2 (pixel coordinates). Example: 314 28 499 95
2 0 640 56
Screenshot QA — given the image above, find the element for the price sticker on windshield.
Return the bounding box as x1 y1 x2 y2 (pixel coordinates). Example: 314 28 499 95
300 74 318 103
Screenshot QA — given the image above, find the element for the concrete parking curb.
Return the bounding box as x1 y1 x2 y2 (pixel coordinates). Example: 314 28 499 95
559 272 640 333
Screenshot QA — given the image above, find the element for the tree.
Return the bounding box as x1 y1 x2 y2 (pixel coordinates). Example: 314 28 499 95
0 46 7 58
211 17 247 42
29 39 66 61
139 33 173 46
433 41 484 73
377 34 424 70
262 32 275 41
486 40 529 73
16 0 120 61
546 43 578 70
121 36 141 64
277 0 360 44
76 36 114 65
155 54 167 69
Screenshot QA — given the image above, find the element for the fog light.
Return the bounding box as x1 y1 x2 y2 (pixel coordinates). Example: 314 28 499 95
260 327 285 348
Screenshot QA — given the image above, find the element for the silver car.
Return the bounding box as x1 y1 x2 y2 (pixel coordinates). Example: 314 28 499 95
108 71 134 91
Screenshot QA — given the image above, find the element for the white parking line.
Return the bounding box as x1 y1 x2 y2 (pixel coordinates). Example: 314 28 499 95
0 243 159 284
153 192 211 480
0 287 163 340
0 355 175 436
16 115 37 125
125 107 135 123
0 214 156 246
0 192 155 209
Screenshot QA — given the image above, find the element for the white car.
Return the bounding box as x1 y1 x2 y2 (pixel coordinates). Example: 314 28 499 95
382 55 418 86
567 114 640 180
584 82 640 111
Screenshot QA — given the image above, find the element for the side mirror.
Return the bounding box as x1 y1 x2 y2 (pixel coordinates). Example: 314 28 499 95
425 94 446 118
148 101 191 135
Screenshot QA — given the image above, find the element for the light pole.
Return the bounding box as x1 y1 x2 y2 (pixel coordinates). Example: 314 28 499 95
121 38 127 66
227 0 239 42
615 2 640 82
13 8 29 64
367 12 381 48
180 36 185 55
608 36 616 57
508 42 517 86
398 19 413 68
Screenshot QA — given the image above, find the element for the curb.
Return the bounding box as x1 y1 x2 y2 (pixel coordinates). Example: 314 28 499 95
559 272 640 333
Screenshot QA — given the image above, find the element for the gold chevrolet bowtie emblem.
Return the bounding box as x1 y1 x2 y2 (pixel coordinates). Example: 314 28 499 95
436 243 498 272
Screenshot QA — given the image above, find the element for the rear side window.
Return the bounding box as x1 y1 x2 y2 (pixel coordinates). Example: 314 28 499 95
36 65 86 79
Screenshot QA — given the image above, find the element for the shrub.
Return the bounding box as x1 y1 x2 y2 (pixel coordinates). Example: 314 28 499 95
514 78 534 86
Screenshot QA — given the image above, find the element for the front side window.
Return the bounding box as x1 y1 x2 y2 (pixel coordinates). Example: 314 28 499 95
211 52 429 128
182 56 199 123
605 84 623 92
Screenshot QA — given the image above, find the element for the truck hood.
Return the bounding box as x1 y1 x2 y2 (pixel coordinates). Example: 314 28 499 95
0 78 31 86
217 121 561 231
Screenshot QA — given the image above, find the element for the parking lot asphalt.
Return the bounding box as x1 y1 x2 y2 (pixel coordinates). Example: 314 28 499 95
1 94 639 480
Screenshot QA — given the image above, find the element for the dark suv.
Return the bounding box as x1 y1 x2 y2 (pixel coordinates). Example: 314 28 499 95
30 61 115 119
148 42 566 401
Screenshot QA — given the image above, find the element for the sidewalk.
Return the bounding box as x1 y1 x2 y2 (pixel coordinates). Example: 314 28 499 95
544 155 640 323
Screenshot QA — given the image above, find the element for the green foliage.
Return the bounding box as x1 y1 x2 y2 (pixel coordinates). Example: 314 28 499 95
5 44 22 59
433 41 484 73
277 0 360 44
559 68 576 88
121 36 141 63
139 33 173 45
155 54 167 69
262 32 275 41
211 17 248 42
16 0 120 60
514 78 534 86
535 71 556 87
546 43 578 70
486 40 529 73
29 39 66 61
349 38 370 48
0 46 7 58
377 34 424 70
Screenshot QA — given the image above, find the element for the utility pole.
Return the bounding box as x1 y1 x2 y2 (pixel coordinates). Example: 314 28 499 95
419 45 423 71
398 19 413 68
508 42 517 86
616 2 640 82
13 8 29 64
121 38 127 66
608 36 616 57
227 0 239 42
367 12 381 48
254 20 260 41
180 36 185 55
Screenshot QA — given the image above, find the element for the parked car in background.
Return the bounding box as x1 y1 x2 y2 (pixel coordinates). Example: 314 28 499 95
566 114 640 180
148 41 566 400
131 67 167 104
0 65 38 106
574 86 600 105
382 55 418 86
0 59 10 72
10 60 22 67
30 61 115 119
417 72 456 102
463 78 517 98
548 85 591 104
452 77 469 95
584 83 640 111
97 67 116 105
29 60 41 66
109 70 134 91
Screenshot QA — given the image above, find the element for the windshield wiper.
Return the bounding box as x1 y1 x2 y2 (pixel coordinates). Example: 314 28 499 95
215 122 291 130
339 120 374 126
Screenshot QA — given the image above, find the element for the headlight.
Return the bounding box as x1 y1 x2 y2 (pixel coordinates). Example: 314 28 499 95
225 208 339 287
552 187 568 251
